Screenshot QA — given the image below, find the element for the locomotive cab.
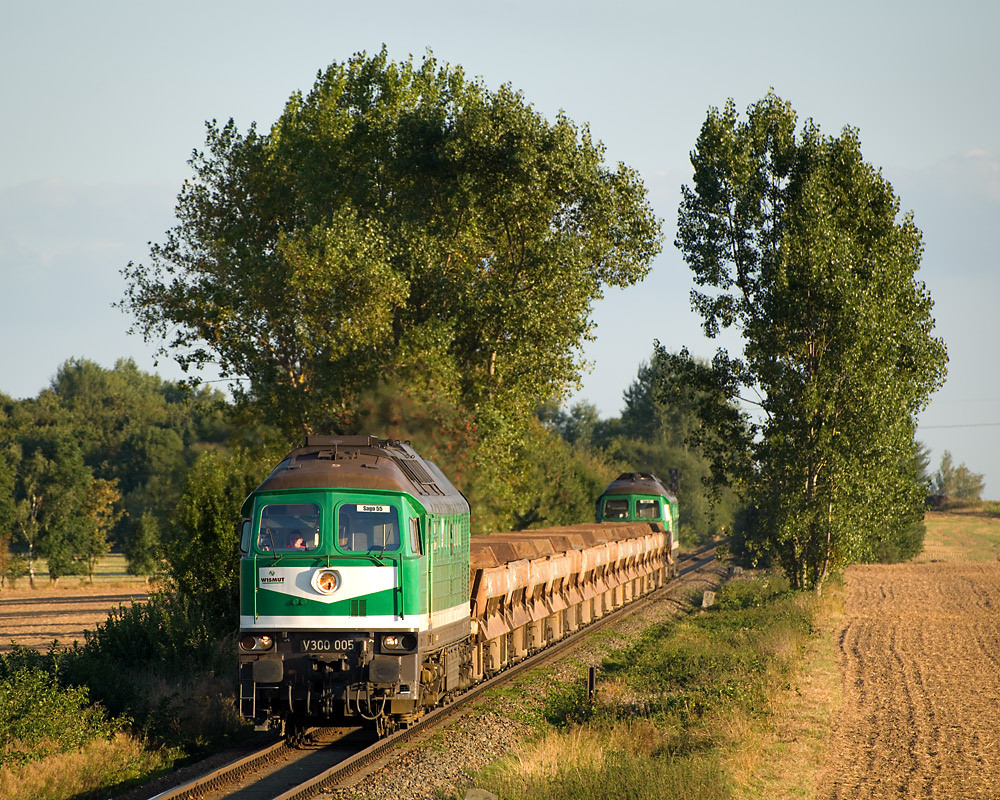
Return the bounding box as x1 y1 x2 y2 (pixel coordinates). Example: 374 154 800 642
596 472 680 576
596 472 678 529
237 436 472 736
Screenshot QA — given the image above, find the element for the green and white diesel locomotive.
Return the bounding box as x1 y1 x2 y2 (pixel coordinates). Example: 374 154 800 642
237 435 473 735
596 471 679 534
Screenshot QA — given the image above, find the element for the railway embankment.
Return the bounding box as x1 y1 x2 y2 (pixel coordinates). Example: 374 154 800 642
328 509 1000 800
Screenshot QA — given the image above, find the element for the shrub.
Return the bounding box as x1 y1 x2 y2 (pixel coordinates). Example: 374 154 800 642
715 573 791 610
55 591 243 747
0 667 124 768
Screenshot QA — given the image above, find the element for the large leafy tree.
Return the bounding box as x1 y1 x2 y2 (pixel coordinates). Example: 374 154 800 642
120 48 662 446
661 94 947 590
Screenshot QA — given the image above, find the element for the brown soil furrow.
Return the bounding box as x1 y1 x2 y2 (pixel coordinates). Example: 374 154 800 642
821 563 1000 799
0 604 137 622
0 593 148 608
0 587 149 652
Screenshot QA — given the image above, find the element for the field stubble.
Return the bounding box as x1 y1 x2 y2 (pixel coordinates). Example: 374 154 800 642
0 555 151 652
811 511 1000 800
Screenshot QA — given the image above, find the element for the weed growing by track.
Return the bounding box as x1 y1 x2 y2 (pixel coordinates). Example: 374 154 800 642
469 573 815 800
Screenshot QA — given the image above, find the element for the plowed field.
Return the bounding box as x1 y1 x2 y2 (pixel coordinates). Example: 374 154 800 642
0 584 149 652
820 513 1000 799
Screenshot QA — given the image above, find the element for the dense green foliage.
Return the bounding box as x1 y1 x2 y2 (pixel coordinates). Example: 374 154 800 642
0 663 124 768
120 47 661 531
662 94 948 589
540 354 740 543
164 448 273 618
1 359 231 582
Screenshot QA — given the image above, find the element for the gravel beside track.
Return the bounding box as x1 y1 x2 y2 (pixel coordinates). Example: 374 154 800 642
322 561 729 800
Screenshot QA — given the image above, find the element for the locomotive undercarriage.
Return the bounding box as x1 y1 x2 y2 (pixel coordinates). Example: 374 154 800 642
238 629 478 736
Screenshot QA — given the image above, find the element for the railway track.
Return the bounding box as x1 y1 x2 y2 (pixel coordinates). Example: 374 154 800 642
142 544 723 800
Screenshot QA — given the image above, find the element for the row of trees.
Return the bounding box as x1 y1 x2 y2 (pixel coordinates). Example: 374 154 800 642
6 347 978 594
0 359 232 585
4 53 959 596
0 351 735 595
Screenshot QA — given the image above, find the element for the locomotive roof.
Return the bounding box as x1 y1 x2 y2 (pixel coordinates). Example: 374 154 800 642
598 472 676 500
252 435 469 516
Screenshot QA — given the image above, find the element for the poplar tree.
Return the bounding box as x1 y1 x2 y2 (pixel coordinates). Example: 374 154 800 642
661 93 947 590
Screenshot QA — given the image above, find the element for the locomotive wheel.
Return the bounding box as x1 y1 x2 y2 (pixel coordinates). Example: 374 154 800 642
284 718 307 747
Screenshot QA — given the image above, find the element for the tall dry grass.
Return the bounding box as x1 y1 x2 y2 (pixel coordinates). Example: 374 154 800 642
483 719 728 800
471 573 816 800
0 733 168 800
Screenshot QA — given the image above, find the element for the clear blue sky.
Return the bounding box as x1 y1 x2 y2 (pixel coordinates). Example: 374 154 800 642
2 1 998 494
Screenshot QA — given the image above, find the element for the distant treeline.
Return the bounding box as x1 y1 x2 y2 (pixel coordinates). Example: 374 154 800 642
0 355 740 589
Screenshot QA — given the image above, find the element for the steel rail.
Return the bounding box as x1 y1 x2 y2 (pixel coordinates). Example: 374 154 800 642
273 544 725 800
145 732 302 800
142 542 724 800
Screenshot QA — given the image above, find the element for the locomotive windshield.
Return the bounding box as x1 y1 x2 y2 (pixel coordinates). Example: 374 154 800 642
635 499 660 519
257 503 320 551
602 498 629 520
338 503 401 552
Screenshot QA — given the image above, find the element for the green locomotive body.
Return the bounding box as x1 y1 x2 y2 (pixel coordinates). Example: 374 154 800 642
237 435 472 734
596 472 679 539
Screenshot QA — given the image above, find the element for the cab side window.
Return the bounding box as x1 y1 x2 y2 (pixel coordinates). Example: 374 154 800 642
409 518 423 555
240 519 252 554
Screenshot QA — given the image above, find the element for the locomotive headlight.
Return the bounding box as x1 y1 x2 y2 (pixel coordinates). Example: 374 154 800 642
239 634 274 652
311 568 341 595
381 633 417 652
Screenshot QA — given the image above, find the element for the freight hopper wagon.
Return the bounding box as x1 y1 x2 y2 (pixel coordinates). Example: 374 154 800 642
469 521 678 676
237 436 680 736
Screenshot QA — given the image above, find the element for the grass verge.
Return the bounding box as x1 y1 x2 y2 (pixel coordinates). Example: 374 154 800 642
467 572 832 800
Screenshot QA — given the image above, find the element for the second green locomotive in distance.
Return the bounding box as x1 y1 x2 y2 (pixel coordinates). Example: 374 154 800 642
596 472 678 536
